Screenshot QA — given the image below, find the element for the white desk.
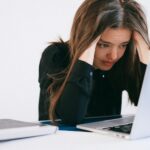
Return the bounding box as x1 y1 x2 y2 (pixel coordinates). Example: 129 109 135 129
0 130 150 150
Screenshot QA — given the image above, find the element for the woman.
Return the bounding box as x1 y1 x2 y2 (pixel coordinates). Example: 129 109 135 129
38 0 150 125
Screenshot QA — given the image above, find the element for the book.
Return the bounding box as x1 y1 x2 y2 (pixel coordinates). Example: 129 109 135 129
0 119 57 141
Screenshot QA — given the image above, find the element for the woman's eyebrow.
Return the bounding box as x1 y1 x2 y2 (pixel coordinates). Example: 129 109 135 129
99 39 130 44
121 41 130 44
99 39 111 44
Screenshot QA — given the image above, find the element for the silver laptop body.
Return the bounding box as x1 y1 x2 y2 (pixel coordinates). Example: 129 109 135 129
77 64 150 140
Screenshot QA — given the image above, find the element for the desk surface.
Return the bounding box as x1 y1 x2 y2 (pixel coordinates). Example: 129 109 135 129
0 130 150 150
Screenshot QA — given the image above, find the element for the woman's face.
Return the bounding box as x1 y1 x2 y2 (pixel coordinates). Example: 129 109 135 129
94 27 132 71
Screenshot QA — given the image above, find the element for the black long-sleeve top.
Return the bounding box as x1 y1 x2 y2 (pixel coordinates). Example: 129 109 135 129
38 42 146 125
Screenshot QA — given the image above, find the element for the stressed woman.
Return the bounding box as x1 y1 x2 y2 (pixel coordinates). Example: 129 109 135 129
38 0 150 125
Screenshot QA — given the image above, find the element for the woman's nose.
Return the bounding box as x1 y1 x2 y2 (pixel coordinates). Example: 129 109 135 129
107 48 118 60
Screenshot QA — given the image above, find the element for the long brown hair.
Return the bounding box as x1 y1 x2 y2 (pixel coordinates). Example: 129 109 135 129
48 0 150 121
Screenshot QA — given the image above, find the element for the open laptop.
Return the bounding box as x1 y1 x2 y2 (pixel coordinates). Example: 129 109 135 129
77 63 150 140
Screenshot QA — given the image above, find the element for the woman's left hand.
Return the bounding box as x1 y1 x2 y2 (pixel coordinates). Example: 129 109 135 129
133 31 150 65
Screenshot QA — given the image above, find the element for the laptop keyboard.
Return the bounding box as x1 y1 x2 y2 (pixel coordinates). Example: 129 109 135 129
77 115 135 134
104 123 133 134
86 116 134 129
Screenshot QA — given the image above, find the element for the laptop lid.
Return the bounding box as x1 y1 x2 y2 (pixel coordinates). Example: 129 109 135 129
130 63 150 139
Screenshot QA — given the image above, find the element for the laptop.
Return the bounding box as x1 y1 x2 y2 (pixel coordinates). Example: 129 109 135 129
0 119 57 141
77 63 150 140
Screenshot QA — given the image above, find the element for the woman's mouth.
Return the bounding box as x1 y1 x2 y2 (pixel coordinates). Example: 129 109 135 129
103 61 114 67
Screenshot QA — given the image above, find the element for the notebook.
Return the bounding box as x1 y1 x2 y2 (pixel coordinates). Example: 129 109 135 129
77 63 150 140
0 119 57 141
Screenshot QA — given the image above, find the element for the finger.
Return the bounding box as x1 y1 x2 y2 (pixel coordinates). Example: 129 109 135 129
79 35 101 65
133 31 139 41
88 35 101 49
133 31 148 47
93 35 101 45
133 31 150 64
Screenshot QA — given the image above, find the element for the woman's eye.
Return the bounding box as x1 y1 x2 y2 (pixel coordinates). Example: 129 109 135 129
121 44 128 49
98 43 109 48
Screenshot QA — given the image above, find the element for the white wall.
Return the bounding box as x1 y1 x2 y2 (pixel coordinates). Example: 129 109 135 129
0 0 83 121
0 0 149 121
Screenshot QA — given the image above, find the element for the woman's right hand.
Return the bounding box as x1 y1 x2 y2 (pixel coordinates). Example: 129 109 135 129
133 31 150 65
79 36 101 65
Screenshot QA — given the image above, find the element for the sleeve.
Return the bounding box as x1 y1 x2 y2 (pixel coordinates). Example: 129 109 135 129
38 44 65 120
38 44 94 124
56 60 94 125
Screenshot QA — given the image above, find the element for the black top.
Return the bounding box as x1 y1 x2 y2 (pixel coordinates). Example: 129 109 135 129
38 42 146 125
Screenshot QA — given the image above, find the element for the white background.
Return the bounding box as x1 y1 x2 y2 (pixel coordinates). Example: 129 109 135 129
0 0 149 121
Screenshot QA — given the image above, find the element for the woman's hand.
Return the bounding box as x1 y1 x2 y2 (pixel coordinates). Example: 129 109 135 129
133 31 150 64
79 36 100 65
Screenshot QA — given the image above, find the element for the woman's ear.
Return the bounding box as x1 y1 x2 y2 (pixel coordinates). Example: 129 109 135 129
133 31 150 64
